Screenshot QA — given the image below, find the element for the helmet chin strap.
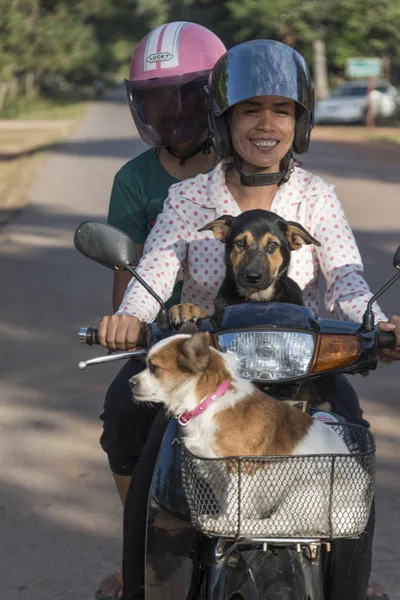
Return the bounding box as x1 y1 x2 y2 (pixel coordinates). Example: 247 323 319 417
166 137 212 165
233 150 295 187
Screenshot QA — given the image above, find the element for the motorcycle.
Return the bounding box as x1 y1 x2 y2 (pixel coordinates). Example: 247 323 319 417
74 221 400 600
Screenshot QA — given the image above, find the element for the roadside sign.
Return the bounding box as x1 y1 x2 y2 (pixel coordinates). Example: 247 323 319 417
346 58 383 78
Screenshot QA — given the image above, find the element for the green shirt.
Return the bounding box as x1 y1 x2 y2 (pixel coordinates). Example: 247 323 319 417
107 147 182 308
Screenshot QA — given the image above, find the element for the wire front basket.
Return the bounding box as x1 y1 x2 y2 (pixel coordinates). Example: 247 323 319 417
180 424 375 540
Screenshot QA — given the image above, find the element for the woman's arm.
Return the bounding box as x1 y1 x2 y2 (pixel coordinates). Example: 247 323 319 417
115 192 189 323
99 189 189 351
311 191 387 323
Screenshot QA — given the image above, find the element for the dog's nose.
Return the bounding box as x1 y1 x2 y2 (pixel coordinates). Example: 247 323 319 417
244 270 262 284
129 376 138 391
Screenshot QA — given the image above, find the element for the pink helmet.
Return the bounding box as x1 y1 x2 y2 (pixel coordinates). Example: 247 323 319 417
124 22 226 147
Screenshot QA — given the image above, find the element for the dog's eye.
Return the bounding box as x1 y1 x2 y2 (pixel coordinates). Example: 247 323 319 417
235 239 246 249
148 361 158 374
267 242 279 253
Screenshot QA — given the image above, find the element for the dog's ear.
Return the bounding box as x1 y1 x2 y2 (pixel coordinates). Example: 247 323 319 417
286 221 321 251
178 333 211 372
198 216 234 243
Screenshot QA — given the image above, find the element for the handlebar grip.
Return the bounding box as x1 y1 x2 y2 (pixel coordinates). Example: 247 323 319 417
136 324 148 348
78 327 99 345
77 324 148 347
377 331 396 349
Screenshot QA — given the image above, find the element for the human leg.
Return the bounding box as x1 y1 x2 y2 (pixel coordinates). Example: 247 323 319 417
100 358 158 483
121 407 169 600
98 358 159 598
328 375 386 599
327 503 374 600
333 373 370 428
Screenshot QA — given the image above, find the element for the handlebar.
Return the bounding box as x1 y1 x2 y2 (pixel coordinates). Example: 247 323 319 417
79 326 396 350
77 325 148 370
77 324 396 371
377 330 396 349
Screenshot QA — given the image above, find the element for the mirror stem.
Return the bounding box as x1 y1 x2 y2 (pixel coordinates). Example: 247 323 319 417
362 270 400 330
126 265 165 309
125 266 170 332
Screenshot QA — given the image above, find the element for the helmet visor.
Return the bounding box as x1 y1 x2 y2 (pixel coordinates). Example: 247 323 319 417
210 40 313 117
125 75 209 147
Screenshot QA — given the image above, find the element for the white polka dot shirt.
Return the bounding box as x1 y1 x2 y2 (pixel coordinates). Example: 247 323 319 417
117 160 386 325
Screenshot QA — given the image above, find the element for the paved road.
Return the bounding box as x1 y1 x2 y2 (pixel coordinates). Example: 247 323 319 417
0 95 399 600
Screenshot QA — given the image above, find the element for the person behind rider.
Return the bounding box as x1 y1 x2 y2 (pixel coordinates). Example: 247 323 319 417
96 21 226 600
99 40 399 600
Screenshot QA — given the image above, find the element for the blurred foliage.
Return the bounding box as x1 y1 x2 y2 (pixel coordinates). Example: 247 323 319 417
0 0 399 109
225 0 400 78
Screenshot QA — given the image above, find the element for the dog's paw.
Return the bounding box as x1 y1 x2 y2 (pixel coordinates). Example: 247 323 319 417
169 303 209 326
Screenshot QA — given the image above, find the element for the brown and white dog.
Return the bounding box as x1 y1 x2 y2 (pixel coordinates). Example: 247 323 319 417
130 332 367 536
130 332 348 458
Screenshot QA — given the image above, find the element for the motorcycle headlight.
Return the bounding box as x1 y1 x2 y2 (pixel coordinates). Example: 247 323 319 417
217 331 315 381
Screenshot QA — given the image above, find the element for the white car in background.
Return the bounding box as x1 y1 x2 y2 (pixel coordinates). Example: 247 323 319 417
314 80 399 124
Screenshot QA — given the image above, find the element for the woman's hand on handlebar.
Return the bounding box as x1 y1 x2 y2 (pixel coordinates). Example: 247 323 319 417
98 314 141 352
378 315 400 361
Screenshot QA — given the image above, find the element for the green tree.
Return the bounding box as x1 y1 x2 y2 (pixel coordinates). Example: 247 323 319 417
2 0 399 105
82 0 169 79
168 0 233 47
225 0 400 87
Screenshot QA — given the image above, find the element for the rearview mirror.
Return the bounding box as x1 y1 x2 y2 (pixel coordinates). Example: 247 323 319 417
74 221 170 330
362 242 400 330
74 222 139 271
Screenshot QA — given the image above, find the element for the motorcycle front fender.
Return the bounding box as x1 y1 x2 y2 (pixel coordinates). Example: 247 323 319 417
209 544 325 600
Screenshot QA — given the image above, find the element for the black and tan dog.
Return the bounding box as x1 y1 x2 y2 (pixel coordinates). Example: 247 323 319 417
170 210 332 412
170 209 321 325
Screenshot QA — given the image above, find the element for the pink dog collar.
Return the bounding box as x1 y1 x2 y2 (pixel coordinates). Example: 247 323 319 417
177 380 231 426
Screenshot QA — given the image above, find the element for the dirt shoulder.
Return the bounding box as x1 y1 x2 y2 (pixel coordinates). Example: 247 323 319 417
0 102 86 219
312 124 400 146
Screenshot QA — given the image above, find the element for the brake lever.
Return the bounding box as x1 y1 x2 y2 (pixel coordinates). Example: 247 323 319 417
78 348 147 370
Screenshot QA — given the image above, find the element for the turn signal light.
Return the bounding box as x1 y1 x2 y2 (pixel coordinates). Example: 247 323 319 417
311 334 360 374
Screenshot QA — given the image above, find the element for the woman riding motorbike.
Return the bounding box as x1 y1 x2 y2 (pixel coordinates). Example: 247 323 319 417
97 21 226 599
99 40 399 599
